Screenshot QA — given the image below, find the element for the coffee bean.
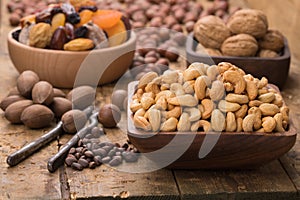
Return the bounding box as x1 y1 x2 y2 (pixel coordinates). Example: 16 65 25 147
116 152 122 156
89 162 97 169
84 150 94 158
93 155 101 164
102 145 113 152
76 147 83 153
185 21 195 33
77 139 83 147
82 138 90 144
93 148 107 157
65 156 77 166
109 156 122 166
85 134 93 139
69 147 76 154
71 162 83 171
91 127 102 138
108 150 116 157
75 152 81 159
101 156 111 163
78 158 89 168
122 152 138 163
86 143 92 150
144 56 158 64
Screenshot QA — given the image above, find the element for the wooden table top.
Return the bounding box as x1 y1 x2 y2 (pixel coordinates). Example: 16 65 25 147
1 0 300 199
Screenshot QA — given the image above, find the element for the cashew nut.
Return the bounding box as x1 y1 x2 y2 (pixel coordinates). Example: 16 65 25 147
249 100 263 107
155 96 168 110
235 104 248 119
201 99 214 119
141 95 155 110
223 70 246 94
236 117 243 132
274 113 285 132
177 112 191 131
280 106 289 122
258 88 268 95
224 82 234 92
160 84 170 91
262 117 276 133
161 70 179 84
184 107 201 122
164 106 182 119
207 65 219 81
258 77 268 89
130 99 142 113
133 116 151 131
160 117 178 132
134 108 146 118
259 103 280 116
138 72 158 89
145 82 160 94
245 79 258 100
225 93 249 104
248 107 262 130
167 94 198 107
183 81 195 94
209 80 225 101
195 76 210 100
272 94 283 107
242 114 256 132
170 83 185 96
218 100 241 113
183 67 201 81
191 120 211 132
258 92 275 103
226 112 237 132
148 108 161 132
155 90 175 102
211 109 226 132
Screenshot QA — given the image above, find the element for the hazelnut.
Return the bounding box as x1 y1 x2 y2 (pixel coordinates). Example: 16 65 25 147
32 81 54 105
98 104 121 128
21 104 54 129
0 95 25 111
111 90 128 111
50 97 72 118
61 110 88 134
17 70 40 98
4 100 33 124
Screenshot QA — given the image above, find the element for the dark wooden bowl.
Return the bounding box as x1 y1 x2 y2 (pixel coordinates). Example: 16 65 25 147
127 82 297 169
186 33 291 90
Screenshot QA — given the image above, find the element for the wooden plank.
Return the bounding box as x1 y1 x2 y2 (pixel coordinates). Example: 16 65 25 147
174 161 298 200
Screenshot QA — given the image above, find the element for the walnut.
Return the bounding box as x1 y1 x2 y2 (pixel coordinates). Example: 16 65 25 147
258 49 279 58
29 23 52 48
227 9 268 38
258 30 284 52
221 34 258 57
194 15 231 49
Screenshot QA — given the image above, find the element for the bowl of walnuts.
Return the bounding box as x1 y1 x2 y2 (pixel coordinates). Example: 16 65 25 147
7 2 136 88
186 9 290 89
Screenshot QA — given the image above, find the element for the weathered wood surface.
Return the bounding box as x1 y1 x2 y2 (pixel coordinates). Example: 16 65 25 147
0 0 300 199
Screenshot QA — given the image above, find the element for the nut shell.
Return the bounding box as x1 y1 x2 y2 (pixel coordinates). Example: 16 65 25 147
32 81 54 105
61 110 88 134
67 86 95 110
221 34 258 57
227 9 268 38
17 70 40 98
4 100 33 124
258 49 279 58
98 104 121 128
21 104 54 129
50 97 72 118
194 15 231 49
0 95 26 111
258 30 284 52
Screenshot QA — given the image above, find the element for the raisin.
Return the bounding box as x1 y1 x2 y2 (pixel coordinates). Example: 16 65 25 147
67 13 81 24
78 6 97 12
74 26 88 38
12 29 21 41
51 7 63 16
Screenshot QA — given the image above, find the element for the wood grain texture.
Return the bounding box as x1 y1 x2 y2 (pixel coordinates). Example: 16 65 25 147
175 161 298 200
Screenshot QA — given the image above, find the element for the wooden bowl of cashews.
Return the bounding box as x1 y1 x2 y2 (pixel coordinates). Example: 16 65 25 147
127 62 296 169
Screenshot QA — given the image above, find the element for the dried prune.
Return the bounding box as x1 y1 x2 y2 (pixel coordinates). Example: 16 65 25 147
74 26 88 38
67 13 81 24
12 29 21 41
50 7 63 16
50 26 68 50
78 6 97 12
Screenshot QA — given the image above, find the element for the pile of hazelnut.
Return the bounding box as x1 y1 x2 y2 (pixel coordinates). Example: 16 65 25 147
194 9 285 58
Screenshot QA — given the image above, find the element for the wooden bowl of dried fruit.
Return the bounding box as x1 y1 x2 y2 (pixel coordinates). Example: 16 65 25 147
7 4 136 88
126 62 296 169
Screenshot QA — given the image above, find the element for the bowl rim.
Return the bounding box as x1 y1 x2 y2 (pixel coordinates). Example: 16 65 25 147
7 27 137 55
186 32 290 61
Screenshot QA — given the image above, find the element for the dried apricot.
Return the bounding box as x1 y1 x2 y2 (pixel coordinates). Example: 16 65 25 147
105 20 127 47
70 0 96 11
92 10 122 29
76 9 94 28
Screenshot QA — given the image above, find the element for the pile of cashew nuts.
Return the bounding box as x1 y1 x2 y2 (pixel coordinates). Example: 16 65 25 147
130 62 289 133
